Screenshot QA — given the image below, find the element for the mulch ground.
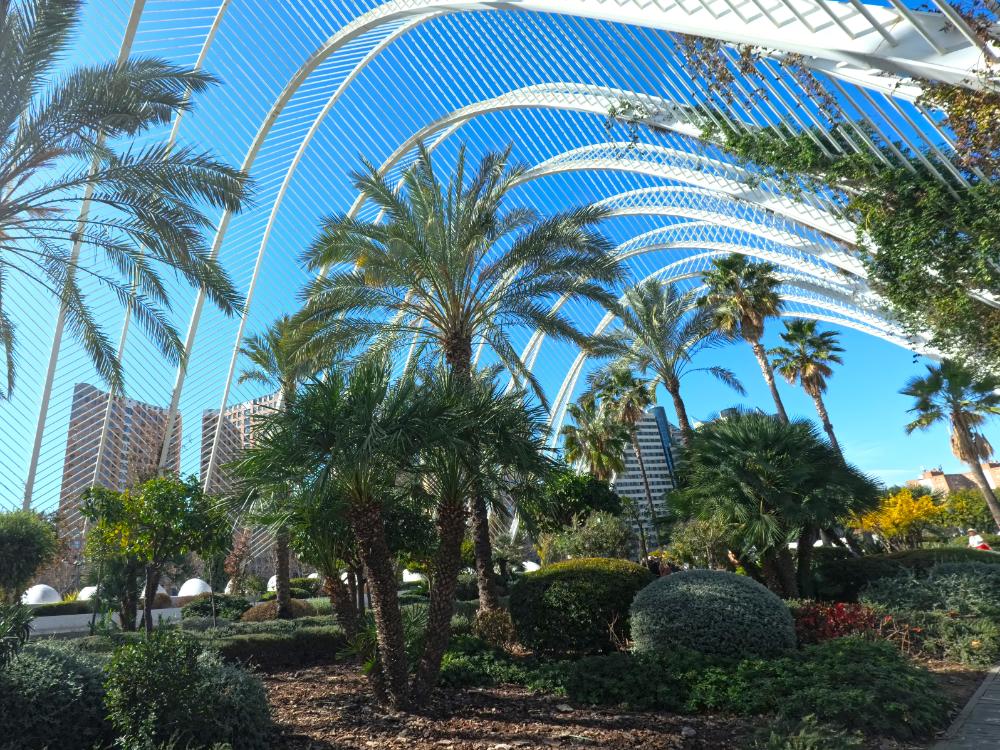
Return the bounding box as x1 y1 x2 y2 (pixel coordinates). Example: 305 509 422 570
264 663 756 750
263 661 988 750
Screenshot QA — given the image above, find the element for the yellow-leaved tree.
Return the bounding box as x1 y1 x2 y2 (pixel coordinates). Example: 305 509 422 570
851 488 944 551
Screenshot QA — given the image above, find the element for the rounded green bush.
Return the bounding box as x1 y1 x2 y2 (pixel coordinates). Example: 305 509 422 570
0 641 112 750
630 570 795 659
181 592 251 620
509 557 654 655
104 629 270 750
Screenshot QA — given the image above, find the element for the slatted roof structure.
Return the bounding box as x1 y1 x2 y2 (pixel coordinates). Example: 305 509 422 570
5 0 996 526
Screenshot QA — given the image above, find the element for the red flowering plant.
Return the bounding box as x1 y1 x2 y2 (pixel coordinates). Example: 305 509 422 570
792 601 883 644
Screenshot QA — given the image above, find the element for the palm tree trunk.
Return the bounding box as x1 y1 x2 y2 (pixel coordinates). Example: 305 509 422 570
810 391 841 455
750 339 789 423
349 501 410 710
631 430 658 547
470 492 501 612
274 525 292 619
411 497 467 702
964 450 1000 532
325 573 359 639
665 379 694 445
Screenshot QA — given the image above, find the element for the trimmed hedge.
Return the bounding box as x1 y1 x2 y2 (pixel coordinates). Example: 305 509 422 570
32 599 92 616
289 577 321 595
814 548 1000 601
210 626 346 668
241 598 316 622
630 570 795 659
181 592 251 621
509 557 653 655
0 641 112 750
260 587 312 601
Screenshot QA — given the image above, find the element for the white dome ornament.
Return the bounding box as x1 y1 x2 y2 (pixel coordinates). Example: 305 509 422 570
307 572 320 580
77 585 98 601
177 578 212 597
521 561 541 572
22 584 60 605
402 569 425 584
267 575 277 592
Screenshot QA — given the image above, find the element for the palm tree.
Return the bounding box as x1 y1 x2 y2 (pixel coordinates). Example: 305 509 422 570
586 364 658 528
613 279 745 444
0 0 250 394
770 319 845 453
298 144 623 611
700 255 788 423
676 411 880 597
902 360 1000 531
235 315 321 619
560 395 628 482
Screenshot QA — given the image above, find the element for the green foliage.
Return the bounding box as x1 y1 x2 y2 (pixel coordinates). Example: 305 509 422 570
942 488 996 533
180 616 232 632
540 511 634 563
208 626 346 668
562 649 706 710
241 598 316 622
861 563 1000 617
260 587 312 601
519 467 623 533
882 608 1000 667
289 577 321 595
0 510 58 602
0 641 112 750
813 547 1000 601
509 557 653 655
104 630 270 750
630 570 796 659
31 599 93 616
341 605 427 677
0 604 33 669
181 593 251 621
752 716 864 750
472 608 515 649
659 517 733 568
438 635 568 694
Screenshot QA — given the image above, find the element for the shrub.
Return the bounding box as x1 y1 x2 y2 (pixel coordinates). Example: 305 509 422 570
241 598 316 622
210 626 346 668
260 587 312 601
181 592 251 621
454 571 479 600
630 570 795 659
813 547 1000 601
0 641 112 750
289 577 321 595
180 616 231 632
0 510 58 601
31 599 93 616
876 608 1000 667
564 648 708 711
473 607 515 648
104 629 270 750
438 636 569 694
861 563 1000 617
509 557 653 655
791 601 882 644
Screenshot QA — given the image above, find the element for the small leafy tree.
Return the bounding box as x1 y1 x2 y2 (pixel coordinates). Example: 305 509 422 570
942 488 996 534
517 465 623 533
0 511 58 603
539 511 634 563
850 488 945 551
82 476 229 635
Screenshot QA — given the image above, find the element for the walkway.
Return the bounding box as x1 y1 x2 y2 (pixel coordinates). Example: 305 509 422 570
935 665 1000 749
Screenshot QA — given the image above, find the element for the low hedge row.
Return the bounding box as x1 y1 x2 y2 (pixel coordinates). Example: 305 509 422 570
813 547 1000 601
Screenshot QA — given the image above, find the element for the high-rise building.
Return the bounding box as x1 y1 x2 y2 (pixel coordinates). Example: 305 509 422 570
611 406 679 550
59 383 181 544
201 391 282 495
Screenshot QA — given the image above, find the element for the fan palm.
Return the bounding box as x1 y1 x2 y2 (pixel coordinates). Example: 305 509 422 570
560 395 627 483
298 143 622 610
234 315 324 619
700 254 788 422
902 360 1000 530
613 279 744 444
770 319 845 453
0 0 250 395
676 411 880 597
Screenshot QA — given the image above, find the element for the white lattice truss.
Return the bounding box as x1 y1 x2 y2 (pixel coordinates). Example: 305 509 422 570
8 0 996 519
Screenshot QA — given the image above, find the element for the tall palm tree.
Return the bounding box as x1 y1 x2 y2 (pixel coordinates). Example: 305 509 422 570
560 395 627 483
902 360 1000 530
700 254 788 423
235 315 321 619
586 364 659 540
0 0 250 394
297 144 623 611
770 319 845 454
613 279 744 444
676 411 880 597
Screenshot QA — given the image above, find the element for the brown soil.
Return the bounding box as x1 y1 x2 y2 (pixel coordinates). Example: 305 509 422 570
264 663 756 750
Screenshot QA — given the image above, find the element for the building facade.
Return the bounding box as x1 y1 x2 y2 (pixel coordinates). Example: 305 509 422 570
200 391 282 495
59 383 181 544
908 464 1000 494
611 406 679 549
